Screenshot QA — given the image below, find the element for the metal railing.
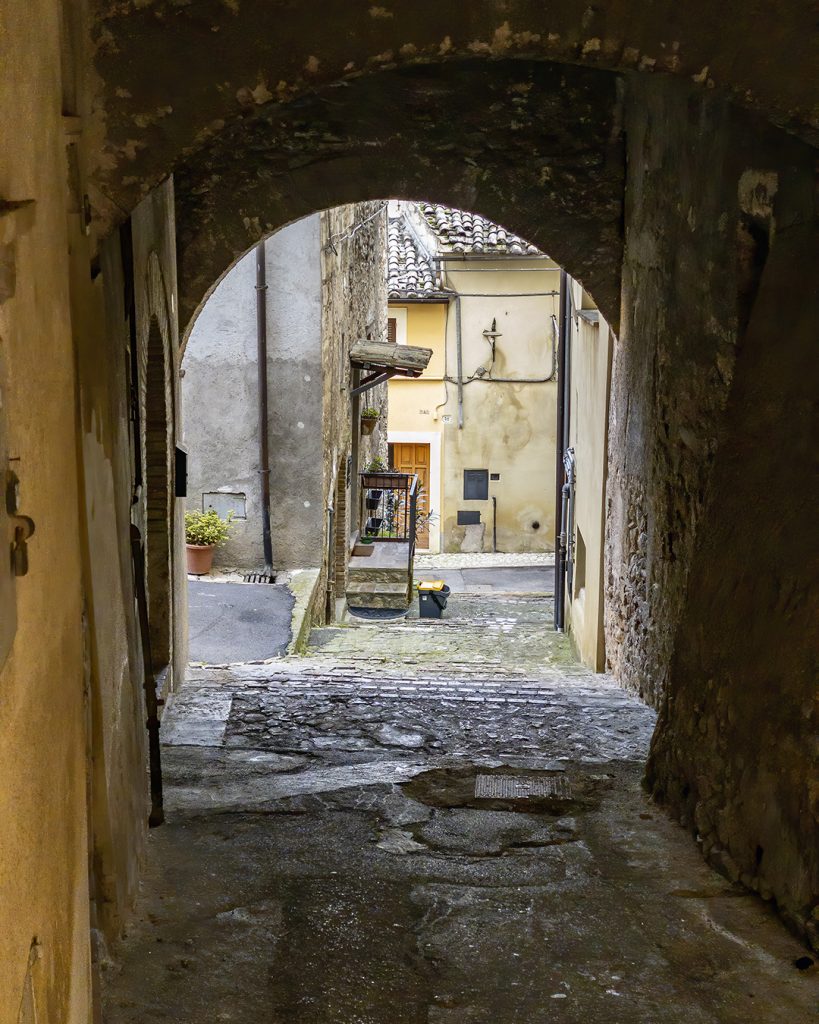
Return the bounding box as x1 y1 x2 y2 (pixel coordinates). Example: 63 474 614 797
408 474 419 563
359 471 418 546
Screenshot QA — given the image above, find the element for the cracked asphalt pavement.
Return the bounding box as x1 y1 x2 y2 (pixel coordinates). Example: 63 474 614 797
103 594 817 1023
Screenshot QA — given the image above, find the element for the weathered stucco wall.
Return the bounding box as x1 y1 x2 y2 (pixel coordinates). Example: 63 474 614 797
441 261 559 553
607 76 818 944
183 245 261 566
0 4 92 1019
183 216 325 572
566 288 613 672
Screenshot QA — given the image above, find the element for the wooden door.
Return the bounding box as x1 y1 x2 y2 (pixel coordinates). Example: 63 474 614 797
393 442 431 547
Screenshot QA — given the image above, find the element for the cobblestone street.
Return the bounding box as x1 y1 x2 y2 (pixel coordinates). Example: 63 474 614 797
104 594 816 1022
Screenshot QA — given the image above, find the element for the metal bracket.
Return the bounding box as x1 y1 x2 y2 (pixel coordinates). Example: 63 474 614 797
350 368 400 397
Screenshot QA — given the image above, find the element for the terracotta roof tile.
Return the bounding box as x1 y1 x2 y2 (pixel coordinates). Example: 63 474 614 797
387 202 541 298
418 203 541 256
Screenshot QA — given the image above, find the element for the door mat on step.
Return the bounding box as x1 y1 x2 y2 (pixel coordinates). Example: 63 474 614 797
347 606 408 621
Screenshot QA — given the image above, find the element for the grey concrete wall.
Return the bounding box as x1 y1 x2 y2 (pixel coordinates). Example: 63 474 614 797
265 215 325 570
182 215 324 571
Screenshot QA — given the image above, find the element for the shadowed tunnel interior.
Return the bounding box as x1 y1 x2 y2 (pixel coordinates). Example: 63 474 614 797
0 3 816 1019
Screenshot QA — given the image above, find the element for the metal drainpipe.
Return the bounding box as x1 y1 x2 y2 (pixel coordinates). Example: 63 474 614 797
554 270 569 631
492 495 498 553
455 294 464 429
563 448 576 596
325 458 340 619
255 241 273 570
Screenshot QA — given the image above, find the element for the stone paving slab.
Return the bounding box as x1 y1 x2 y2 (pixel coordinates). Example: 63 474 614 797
105 592 818 1024
414 565 554 594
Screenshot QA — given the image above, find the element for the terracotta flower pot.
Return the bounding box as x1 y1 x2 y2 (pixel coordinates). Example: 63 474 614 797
360 416 378 436
186 543 215 575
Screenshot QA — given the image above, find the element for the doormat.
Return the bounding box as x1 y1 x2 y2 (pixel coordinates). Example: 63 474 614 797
475 773 572 801
347 606 408 622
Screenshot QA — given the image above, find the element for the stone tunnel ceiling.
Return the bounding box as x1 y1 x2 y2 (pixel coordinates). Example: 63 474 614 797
91 0 819 221
172 60 625 335
90 1 818 334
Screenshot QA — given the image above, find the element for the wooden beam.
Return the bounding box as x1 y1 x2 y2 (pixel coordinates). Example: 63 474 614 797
350 339 432 373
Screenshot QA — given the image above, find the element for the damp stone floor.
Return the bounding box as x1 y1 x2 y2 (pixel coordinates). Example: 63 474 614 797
102 594 817 1023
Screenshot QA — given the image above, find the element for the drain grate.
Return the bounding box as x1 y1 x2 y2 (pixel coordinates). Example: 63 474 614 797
242 570 276 584
475 773 572 801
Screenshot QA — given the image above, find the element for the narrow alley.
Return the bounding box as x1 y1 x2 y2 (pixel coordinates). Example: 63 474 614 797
103 587 815 1023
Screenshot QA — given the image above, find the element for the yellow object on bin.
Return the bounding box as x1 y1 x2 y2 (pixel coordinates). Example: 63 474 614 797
417 580 446 592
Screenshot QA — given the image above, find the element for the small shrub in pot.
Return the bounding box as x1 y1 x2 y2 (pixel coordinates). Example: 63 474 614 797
185 509 234 575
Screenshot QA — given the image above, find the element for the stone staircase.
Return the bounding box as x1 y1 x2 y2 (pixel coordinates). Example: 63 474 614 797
345 542 413 611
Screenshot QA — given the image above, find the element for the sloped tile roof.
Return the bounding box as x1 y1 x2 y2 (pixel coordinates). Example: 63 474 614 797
418 203 541 256
387 213 442 298
387 202 541 299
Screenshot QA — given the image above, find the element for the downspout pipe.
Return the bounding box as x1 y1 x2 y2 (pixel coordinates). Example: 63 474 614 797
554 270 569 631
325 457 340 620
255 241 273 570
455 294 464 429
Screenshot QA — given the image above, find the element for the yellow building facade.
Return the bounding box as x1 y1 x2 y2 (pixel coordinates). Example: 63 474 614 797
387 204 559 555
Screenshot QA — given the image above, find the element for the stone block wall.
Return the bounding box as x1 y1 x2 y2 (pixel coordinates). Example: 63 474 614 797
606 78 741 708
320 203 389 613
606 75 818 945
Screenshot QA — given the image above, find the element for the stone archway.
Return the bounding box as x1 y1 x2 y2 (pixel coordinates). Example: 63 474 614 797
86 11 818 949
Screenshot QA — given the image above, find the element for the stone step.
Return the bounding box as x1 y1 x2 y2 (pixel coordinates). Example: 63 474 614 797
346 581 410 610
346 580 409 595
346 595 411 610
347 566 410 584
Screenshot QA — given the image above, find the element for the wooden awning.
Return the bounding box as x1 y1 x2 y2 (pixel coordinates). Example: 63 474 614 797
349 339 432 396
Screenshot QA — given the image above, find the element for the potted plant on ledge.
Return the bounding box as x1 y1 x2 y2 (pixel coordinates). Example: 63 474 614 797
185 508 234 576
360 407 380 435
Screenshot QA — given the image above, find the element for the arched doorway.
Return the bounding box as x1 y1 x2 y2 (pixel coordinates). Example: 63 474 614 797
143 314 173 675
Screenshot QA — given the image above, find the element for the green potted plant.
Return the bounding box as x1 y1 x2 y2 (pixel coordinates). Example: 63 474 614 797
352 535 374 557
360 455 393 491
185 508 234 575
360 406 380 435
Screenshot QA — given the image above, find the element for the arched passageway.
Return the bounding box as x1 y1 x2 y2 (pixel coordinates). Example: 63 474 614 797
122 59 815 942
89 36 819 980
0 4 816 1019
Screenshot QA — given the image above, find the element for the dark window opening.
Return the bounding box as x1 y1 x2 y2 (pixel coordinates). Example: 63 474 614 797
457 510 481 526
463 469 489 500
